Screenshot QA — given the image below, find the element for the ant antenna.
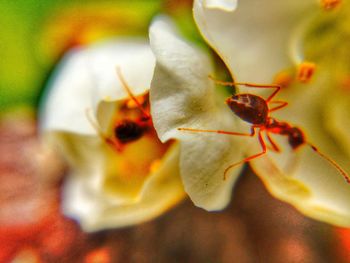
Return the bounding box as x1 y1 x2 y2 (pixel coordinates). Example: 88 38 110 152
116 67 151 120
308 143 350 184
208 75 281 102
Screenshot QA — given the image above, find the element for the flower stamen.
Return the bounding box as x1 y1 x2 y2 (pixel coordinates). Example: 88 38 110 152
339 76 350 92
126 96 146 109
297 61 316 83
273 70 294 88
321 0 342 10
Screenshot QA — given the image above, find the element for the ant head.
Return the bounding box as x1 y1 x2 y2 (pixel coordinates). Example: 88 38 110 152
288 127 305 149
226 94 268 125
114 120 144 143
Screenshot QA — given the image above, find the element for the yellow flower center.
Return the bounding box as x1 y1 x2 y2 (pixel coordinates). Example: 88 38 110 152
102 93 173 201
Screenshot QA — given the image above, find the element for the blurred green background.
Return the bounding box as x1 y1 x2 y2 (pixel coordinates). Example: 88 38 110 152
0 0 201 112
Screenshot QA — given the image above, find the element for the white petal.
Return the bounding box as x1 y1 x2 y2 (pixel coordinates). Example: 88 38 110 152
178 128 248 210
63 143 185 231
40 39 155 135
44 132 110 198
150 16 247 210
252 140 350 227
204 0 237 11
40 50 96 135
193 0 315 82
47 131 185 230
149 16 216 142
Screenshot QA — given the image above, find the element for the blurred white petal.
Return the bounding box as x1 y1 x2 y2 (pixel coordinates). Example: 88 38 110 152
40 39 185 230
204 0 237 11
41 39 154 135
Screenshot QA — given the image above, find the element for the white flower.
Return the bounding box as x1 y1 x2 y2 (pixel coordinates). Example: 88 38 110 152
149 0 350 227
40 39 185 231
150 17 246 210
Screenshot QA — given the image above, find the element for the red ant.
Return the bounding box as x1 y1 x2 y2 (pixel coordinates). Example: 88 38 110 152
86 67 153 152
178 76 350 183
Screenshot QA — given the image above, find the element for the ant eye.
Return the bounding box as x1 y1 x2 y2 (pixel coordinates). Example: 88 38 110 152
114 120 144 143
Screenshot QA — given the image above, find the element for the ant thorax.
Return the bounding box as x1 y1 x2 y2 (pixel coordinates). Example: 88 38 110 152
226 94 268 125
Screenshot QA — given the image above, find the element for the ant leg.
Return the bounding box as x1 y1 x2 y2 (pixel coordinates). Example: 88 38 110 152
177 127 255 137
224 131 266 180
116 67 151 120
266 132 280 152
208 75 235 92
208 75 281 102
85 108 122 152
308 143 350 184
268 101 288 112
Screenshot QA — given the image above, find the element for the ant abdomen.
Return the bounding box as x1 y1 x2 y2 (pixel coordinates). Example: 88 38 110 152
287 127 305 149
226 94 268 125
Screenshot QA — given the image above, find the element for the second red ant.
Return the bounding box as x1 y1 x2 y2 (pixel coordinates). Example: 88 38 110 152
178 76 350 183
86 67 154 153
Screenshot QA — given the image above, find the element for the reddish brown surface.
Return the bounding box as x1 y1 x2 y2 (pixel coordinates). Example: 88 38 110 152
0 115 83 263
0 114 348 263
84 247 110 263
335 228 350 263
